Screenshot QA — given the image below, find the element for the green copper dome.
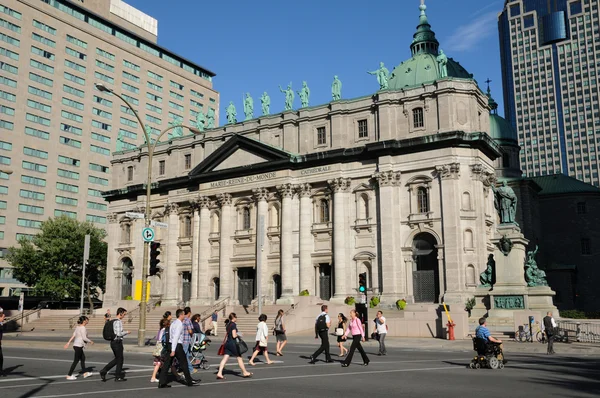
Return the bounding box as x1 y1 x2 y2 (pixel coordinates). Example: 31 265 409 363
487 88 517 142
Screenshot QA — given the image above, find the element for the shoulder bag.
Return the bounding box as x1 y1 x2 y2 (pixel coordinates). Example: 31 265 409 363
217 324 230 356
236 336 249 355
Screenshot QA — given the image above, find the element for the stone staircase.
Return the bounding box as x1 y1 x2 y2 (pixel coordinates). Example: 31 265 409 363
468 316 516 339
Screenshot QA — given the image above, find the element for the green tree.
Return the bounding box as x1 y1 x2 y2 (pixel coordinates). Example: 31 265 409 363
6 216 107 301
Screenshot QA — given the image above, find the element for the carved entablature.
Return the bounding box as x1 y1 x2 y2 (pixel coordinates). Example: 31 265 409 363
131 205 144 215
435 163 461 179
164 202 179 216
372 171 401 187
277 183 295 199
107 213 118 223
327 177 351 193
252 187 270 202
470 163 496 187
297 183 312 198
217 193 233 207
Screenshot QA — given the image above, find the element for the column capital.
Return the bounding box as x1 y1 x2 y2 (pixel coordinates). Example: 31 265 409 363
435 163 461 179
372 171 401 187
217 193 233 207
107 213 118 223
327 177 351 193
277 183 295 199
297 183 312 198
470 163 496 187
252 187 270 202
197 195 212 209
164 201 179 215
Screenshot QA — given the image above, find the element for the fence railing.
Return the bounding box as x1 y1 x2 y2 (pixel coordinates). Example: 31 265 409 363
557 320 600 344
200 297 230 324
3 302 47 331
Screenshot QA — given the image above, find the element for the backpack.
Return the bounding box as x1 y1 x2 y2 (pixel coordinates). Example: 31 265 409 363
103 319 117 341
316 314 328 331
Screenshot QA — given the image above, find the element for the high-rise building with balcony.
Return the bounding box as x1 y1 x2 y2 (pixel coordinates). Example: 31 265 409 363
498 0 600 184
0 0 219 296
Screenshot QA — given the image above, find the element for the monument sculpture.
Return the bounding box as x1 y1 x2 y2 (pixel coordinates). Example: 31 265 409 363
479 254 495 287
524 246 548 287
168 116 184 138
332 75 342 100
261 92 270 115
116 131 126 151
367 62 389 90
206 108 215 128
244 93 254 120
195 111 206 132
279 83 294 111
226 101 237 124
143 124 156 144
298 81 310 108
493 181 518 225
436 49 448 78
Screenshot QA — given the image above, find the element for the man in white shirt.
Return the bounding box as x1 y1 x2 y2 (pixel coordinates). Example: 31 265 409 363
309 305 334 364
100 307 129 382
542 312 557 355
373 311 387 356
158 309 199 388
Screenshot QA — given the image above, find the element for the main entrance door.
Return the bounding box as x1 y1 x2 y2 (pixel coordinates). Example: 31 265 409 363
412 233 440 303
238 268 256 306
319 263 332 301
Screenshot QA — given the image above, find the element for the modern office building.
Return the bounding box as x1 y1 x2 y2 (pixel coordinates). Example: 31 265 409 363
498 0 600 184
0 0 219 296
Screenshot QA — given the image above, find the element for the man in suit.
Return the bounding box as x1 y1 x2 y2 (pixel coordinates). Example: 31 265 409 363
543 311 557 355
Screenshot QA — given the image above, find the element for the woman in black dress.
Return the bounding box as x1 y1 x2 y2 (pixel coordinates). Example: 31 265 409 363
216 313 252 380
336 313 349 357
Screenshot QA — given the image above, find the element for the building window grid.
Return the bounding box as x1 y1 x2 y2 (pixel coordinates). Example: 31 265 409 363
317 127 326 145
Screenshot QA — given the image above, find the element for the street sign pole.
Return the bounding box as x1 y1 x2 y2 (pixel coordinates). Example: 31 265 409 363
18 292 24 331
79 234 90 315
257 215 264 316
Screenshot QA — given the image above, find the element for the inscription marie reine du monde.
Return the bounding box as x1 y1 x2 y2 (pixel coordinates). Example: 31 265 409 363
208 167 332 188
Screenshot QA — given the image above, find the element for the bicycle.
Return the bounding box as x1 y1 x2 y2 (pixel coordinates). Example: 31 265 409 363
515 322 547 343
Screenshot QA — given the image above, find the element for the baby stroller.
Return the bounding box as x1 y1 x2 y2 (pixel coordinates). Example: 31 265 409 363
468 335 505 370
190 333 211 370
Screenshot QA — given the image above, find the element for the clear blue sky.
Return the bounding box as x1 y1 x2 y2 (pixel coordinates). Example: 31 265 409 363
126 0 506 123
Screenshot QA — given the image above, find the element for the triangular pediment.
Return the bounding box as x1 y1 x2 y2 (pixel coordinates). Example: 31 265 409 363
189 134 295 176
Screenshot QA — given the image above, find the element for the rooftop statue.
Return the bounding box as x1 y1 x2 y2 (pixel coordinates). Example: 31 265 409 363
332 75 342 101
116 131 126 151
206 108 215 128
493 180 518 225
260 92 270 115
279 83 294 111
297 81 310 108
367 62 389 90
226 101 237 124
437 49 448 78
479 254 495 287
143 124 156 144
168 116 184 138
524 245 548 287
244 93 254 121
195 111 206 132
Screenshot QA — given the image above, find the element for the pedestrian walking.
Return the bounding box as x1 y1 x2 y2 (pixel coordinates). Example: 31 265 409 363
0 309 5 377
182 307 196 375
309 305 334 364
211 310 218 336
100 307 129 382
151 318 173 383
341 309 369 367
158 309 199 388
274 309 287 356
249 314 274 366
373 311 387 356
336 313 349 357
216 313 253 380
104 308 111 323
543 311 557 355
64 316 94 380
163 311 172 321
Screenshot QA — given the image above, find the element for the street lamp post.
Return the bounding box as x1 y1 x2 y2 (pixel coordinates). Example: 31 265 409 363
95 83 200 346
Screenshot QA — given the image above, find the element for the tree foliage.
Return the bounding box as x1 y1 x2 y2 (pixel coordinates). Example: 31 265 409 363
6 216 107 301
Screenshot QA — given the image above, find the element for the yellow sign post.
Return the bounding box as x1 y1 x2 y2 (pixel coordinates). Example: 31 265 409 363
442 302 455 340
134 280 151 301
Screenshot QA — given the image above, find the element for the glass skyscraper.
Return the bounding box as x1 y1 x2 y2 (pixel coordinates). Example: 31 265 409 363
499 0 600 184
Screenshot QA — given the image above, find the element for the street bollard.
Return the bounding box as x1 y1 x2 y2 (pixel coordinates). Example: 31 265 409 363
447 321 456 340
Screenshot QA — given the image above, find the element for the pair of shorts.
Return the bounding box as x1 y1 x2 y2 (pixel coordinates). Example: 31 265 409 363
254 342 267 352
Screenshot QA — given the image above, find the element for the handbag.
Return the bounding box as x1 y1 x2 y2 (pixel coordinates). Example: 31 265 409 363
152 340 163 357
335 328 344 336
217 324 230 356
236 337 249 355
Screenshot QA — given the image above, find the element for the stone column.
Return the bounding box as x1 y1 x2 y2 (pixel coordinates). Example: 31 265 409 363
373 171 402 301
328 177 351 302
298 183 314 295
163 202 180 305
105 213 119 303
277 183 295 303
190 200 201 302
217 193 233 301
197 196 212 304
252 188 269 303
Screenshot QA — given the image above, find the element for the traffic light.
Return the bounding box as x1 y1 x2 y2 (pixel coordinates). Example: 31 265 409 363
358 272 367 293
149 242 161 276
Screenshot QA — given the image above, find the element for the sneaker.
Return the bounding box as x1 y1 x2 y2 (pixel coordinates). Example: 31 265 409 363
150 378 159 383
66 375 77 380
83 372 93 379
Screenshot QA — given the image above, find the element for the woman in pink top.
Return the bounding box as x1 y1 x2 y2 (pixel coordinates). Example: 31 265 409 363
341 309 369 367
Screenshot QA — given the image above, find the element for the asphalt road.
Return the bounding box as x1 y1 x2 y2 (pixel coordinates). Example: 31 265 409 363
1 342 599 398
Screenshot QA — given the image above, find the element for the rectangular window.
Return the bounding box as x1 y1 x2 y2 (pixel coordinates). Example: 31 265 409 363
0 46 19 60
147 82 163 92
20 189 45 201
94 72 113 85
56 182 78 193
63 84 84 98
317 127 326 145
91 120 111 131
57 168 79 180
170 91 184 101
357 119 368 138
18 204 44 215
581 238 591 255
139 42 159 56
147 71 163 81
93 95 112 107
170 80 184 90
62 97 84 111
88 188 103 197
168 112 182 120
413 108 424 128
123 60 140 71
0 215 4 224
89 163 109 173
28 85 52 100
88 16 113 34
90 145 110 156
0 17 21 33
95 48 115 60
121 82 139 94
146 92 162 103
55 195 78 206
120 117 137 128
29 72 52 87
0 90 15 102
95 59 114 73
61 110 83 123
169 101 184 111
0 185 7 194
191 89 204 99
58 155 80 167
121 93 138 105
26 113 51 127
184 154 192 169
54 209 77 218
32 20 56 35
66 35 87 49
66 47 86 60
86 214 106 224
1 61 18 74
88 175 109 186
87 201 107 211
0 141 11 151
146 115 161 124
31 33 55 48
127 166 133 181
115 30 137 46
0 5 22 20
17 218 42 229
59 136 81 148
122 71 140 83
577 202 587 214
30 46 55 62
92 108 112 120
190 99 203 109
27 99 51 113
0 76 17 88
64 72 85 85
0 105 13 116
22 160 47 173
159 160 165 175
64 59 86 73
0 32 19 47
146 103 161 114
25 127 49 140
118 129 137 140
0 155 9 165
0 200 5 209
61 123 82 136
120 104 134 116
21 175 46 187
91 132 111 144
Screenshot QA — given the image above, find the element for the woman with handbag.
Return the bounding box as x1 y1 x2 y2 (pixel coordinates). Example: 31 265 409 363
216 313 253 380
274 309 287 356
336 313 349 357
341 309 369 367
249 314 274 366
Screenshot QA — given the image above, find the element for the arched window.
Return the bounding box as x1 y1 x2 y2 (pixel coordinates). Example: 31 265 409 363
466 264 476 286
269 203 280 227
358 194 369 219
417 187 429 213
462 192 472 211
242 207 251 230
413 107 424 128
211 212 220 233
183 216 192 237
464 229 474 249
121 223 131 243
320 199 330 223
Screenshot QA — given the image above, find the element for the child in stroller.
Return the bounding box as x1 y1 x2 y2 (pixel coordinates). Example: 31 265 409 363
190 314 211 370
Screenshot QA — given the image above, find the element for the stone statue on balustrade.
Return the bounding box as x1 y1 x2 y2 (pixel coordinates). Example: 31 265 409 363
206 108 216 128
332 75 342 101
195 111 206 132
143 124 156 145
261 92 270 115
116 131 126 151
244 93 254 121
367 62 389 90
524 245 548 287
297 81 310 108
436 49 448 78
479 254 495 287
168 116 184 139
279 83 294 111
493 181 518 225
226 101 237 124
